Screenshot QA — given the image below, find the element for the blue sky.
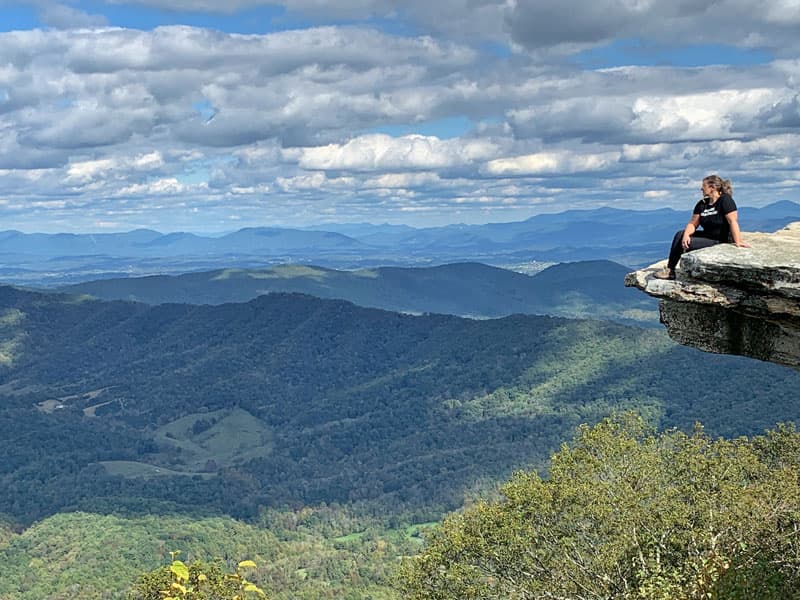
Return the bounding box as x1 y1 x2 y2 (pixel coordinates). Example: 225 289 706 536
0 0 798 232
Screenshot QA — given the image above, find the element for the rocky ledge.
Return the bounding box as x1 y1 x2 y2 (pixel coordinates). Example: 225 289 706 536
625 222 800 370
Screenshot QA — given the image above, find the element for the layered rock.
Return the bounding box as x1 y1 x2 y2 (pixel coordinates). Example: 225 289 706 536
625 222 800 370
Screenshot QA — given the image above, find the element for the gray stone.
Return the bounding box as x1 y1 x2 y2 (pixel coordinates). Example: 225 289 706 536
624 222 800 370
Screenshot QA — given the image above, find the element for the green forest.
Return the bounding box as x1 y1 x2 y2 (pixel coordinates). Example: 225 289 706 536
0 284 798 598
59 260 658 327
400 414 800 599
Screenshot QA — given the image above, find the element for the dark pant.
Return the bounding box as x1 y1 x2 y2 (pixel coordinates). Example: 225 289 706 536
667 230 721 269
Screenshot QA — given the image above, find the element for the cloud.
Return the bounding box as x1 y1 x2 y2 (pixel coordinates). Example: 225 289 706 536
506 69 789 144
485 149 621 176
506 0 800 54
620 143 672 162
0 8 798 230
289 134 498 171
506 0 647 49
101 0 510 40
38 2 109 29
275 172 355 192
0 25 478 152
117 177 191 195
66 152 165 184
364 172 442 188
66 158 116 183
709 134 800 158
756 93 800 128
103 0 269 13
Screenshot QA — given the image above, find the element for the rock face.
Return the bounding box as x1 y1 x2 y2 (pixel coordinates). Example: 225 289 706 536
625 222 800 370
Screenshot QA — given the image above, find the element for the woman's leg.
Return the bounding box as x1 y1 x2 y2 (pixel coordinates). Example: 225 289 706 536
667 230 685 269
657 231 721 279
668 231 719 269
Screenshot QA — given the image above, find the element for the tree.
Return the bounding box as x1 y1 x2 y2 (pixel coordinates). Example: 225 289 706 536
127 552 266 600
398 413 800 599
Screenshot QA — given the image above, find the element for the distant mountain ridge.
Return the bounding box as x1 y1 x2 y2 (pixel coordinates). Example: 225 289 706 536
303 201 800 249
3 201 797 258
0 226 367 257
3 201 799 286
61 260 659 326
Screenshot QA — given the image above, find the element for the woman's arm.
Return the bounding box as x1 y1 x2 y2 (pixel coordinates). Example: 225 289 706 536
725 210 751 248
682 214 701 250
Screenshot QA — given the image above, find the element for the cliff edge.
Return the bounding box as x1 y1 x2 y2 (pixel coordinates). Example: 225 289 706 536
625 222 800 370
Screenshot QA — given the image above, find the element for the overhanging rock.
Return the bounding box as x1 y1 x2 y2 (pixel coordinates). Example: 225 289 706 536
624 222 800 370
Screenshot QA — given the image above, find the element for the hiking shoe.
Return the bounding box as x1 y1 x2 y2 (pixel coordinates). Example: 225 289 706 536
652 267 675 280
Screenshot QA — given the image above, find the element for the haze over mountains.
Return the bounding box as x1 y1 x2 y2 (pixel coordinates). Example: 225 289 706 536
3 201 799 286
61 260 659 326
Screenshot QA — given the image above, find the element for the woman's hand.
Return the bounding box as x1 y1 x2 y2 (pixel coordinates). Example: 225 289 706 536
682 215 700 250
725 211 750 248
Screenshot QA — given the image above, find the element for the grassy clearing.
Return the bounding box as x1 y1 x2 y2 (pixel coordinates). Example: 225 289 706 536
100 409 273 479
334 531 367 543
153 407 273 471
99 461 212 479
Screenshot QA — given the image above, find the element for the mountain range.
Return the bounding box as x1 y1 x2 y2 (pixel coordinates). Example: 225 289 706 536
2 202 799 599
3 201 799 286
60 260 659 326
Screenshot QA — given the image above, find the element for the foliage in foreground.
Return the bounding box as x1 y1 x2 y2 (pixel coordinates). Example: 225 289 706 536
127 552 265 600
399 413 800 599
0 508 415 599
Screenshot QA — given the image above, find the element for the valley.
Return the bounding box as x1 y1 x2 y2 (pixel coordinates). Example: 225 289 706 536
2 209 800 598
0 274 798 597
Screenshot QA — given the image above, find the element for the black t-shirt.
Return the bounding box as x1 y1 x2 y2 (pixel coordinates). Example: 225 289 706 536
693 193 737 241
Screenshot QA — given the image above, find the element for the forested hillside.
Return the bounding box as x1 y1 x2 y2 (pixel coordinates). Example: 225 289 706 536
400 414 800 599
61 260 657 325
1 285 798 525
1 285 799 597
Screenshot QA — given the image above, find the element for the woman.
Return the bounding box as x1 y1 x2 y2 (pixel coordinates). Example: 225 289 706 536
653 175 750 280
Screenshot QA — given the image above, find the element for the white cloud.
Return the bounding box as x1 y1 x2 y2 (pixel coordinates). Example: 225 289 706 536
621 143 672 162
763 0 800 25
117 177 191 195
132 151 165 170
229 184 271 194
66 152 165 184
291 134 498 172
66 158 117 183
486 150 621 175
0 7 798 230
364 172 442 188
509 86 787 144
275 172 356 191
709 134 800 158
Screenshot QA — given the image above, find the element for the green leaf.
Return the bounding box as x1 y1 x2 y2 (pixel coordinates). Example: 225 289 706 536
244 582 266 596
170 582 187 594
170 560 190 582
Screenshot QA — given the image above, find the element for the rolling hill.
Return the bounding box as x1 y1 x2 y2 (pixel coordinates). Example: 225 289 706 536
0 285 798 527
60 260 659 326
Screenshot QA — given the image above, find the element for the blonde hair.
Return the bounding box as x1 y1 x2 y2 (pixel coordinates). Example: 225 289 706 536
703 174 733 196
